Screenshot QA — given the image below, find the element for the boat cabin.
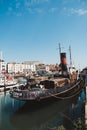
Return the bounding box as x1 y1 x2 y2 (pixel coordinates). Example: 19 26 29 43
40 78 69 89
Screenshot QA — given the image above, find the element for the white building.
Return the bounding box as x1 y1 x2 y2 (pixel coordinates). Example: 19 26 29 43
7 61 42 74
7 62 29 73
0 60 7 73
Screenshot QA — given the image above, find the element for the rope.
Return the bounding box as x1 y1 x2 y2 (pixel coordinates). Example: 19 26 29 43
47 86 82 100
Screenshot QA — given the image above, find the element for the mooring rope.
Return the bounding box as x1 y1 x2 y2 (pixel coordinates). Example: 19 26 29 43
47 86 82 100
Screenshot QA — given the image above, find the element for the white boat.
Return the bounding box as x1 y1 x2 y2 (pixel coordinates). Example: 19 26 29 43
0 75 20 92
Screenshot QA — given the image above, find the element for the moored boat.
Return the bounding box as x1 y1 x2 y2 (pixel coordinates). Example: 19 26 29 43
9 45 85 102
9 73 85 102
0 75 25 92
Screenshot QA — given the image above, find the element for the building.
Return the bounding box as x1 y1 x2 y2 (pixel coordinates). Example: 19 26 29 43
7 61 43 74
7 62 23 73
0 59 7 73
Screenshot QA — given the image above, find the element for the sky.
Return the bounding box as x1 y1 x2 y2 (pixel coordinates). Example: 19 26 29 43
0 0 87 70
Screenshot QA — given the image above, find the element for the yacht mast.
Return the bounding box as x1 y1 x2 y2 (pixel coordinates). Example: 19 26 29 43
0 51 2 73
0 51 2 61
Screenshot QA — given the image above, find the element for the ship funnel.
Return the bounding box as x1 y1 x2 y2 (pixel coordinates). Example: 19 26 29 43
60 52 67 71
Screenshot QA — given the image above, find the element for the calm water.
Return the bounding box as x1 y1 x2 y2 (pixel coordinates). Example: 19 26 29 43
0 86 86 130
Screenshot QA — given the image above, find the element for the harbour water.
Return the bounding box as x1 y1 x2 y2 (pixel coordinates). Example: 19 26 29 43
0 84 86 130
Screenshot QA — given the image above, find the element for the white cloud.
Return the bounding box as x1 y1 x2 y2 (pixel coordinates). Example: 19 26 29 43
26 7 33 13
28 0 50 5
14 12 22 16
71 8 87 15
26 7 45 14
16 2 20 9
33 0 49 3
34 8 44 13
8 7 13 12
50 7 58 13
25 1 31 7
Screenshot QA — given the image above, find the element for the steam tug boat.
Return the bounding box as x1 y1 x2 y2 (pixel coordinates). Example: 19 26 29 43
10 72 84 102
10 46 85 102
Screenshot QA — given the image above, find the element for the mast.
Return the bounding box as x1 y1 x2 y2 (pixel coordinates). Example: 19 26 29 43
0 51 2 61
59 43 61 63
69 45 72 68
0 51 2 73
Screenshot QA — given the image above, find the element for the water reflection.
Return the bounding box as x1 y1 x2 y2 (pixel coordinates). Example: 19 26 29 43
0 91 25 130
10 90 85 130
0 88 86 130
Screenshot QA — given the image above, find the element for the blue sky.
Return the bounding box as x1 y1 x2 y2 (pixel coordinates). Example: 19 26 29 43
0 0 87 69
